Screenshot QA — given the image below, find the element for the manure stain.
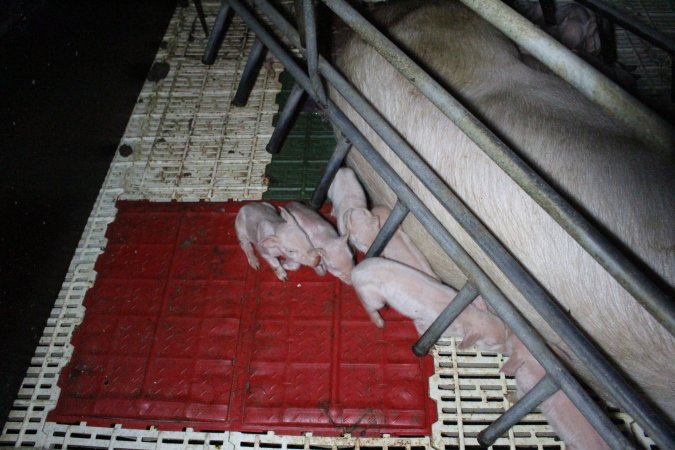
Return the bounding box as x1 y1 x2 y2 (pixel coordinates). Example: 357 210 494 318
147 61 170 81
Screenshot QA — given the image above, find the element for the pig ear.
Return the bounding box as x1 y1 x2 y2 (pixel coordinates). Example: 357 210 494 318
370 212 380 228
458 330 479 350
258 235 280 249
472 296 488 312
343 208 355 231
585 21 600 53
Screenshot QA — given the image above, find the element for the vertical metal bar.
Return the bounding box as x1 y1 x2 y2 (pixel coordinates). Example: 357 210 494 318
202 1 232 65
193 0 210 36
538 0 557 26
478 375 559 447
412 282 479 356
231 38 267 107
267 83 306 154
364 201 408 258
309 135 352 209
303 0 327 104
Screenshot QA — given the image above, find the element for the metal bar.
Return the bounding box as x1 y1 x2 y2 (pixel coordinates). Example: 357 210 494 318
478 375 559 447
309 135 352 209
193 0 210 37
321 0 675 343
267 83 306 154
412 282 479 356
303 0 327 104
244 2 673 445
456 0 674 150
222 0 656 447
575 0 675 54
294 0 306 45
232 38 267 107
364 200 408 258
202 1 232 65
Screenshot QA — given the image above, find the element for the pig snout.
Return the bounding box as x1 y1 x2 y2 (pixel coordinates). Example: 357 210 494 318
295 248 321 267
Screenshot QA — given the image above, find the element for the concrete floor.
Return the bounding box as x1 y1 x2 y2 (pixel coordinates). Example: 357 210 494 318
0 0 178 428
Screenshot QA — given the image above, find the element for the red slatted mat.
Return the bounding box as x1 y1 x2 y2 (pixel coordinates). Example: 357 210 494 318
49 201 436 436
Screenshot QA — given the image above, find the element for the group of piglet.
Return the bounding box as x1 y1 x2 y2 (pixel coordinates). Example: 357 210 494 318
236 167 607 450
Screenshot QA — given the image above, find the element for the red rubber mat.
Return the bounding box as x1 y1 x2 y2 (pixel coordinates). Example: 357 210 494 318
49 201 436 436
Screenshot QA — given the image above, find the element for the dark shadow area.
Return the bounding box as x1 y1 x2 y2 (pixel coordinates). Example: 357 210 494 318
0 0 177 428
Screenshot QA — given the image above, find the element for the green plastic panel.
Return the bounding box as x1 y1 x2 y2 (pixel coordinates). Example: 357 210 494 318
263 71 336 200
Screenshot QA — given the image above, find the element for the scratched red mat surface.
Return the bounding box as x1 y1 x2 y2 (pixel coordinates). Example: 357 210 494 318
49 201 436 436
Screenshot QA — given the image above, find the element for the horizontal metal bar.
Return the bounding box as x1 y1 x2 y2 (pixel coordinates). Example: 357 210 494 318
222 0 649 447
478 375 559 447
575 0 675 54
412 282 479 356
364 200 408 258
321 0 675 340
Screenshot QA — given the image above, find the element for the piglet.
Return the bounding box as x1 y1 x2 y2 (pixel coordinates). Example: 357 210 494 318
523 1 600 54
327 167 368 236
285 201 354 284
346 205 439 279
501 333 610 450
351 258 507 352
235 202 320 281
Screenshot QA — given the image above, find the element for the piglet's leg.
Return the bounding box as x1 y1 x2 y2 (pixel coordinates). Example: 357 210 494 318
283 261 301 271
261 253 288 281
355 285 386 328
240 241 260 270
314 262 327 276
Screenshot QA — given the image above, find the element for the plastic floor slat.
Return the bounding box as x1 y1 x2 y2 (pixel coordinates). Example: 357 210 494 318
47 201 436 437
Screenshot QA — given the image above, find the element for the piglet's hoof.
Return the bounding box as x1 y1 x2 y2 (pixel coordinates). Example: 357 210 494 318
275 270 288 282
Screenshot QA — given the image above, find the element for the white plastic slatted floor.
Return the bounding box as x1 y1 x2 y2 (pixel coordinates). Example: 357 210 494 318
0 1 668 449
614 0 674 117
